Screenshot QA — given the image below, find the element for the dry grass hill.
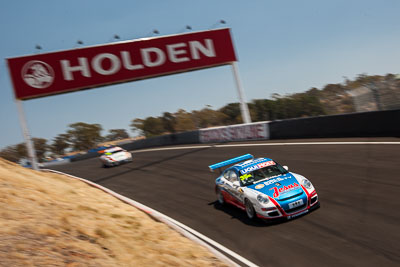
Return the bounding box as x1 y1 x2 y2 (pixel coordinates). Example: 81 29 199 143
0 158 227 267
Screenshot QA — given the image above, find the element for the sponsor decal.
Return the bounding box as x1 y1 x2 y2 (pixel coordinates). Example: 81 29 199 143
8 29 236 100
269 183 299 198
240 165 259 174
240 158 266 167
255 184 264 189
240 160 275 174
263 176 290 186
21 61 54 89
199 123 269 143
257 160 275 168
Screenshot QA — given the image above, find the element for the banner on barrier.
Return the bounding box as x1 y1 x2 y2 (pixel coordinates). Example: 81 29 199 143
200 122 269 143
7 28 236 100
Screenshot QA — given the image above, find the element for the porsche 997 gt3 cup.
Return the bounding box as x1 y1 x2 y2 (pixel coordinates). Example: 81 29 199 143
210 154 320 221
99 147 132 167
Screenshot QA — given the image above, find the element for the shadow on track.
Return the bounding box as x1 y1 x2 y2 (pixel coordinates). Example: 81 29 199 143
208 201 321 227
93 146 212 183
208 201 288 227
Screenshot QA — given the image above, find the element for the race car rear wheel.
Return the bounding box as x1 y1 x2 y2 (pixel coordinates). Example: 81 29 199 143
216 188 225 205
245 199 256 220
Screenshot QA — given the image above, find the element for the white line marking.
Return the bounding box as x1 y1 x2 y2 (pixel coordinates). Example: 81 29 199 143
218 141 400 147
133 145 211 153
131 141 400 153
158 215 259 267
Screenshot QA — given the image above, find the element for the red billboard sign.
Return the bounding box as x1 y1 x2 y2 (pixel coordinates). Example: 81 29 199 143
7 28 237 100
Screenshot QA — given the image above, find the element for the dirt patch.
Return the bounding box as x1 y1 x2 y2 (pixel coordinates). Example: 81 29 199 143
0 158 227 266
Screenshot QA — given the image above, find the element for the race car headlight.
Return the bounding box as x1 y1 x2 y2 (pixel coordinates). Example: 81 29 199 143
257 194 269 204
302 179 312 189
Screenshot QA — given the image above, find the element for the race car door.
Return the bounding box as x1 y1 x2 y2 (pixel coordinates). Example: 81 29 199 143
225 170 244 205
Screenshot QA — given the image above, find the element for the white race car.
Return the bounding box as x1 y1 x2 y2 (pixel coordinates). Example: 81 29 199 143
210 154 320 221
99 147 132 167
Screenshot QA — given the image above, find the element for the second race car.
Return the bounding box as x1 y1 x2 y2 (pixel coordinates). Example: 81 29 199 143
99 146 132 167
210 154 319 221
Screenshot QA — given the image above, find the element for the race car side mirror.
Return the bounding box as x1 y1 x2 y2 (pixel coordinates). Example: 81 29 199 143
232 181 240 187
283 166 289 171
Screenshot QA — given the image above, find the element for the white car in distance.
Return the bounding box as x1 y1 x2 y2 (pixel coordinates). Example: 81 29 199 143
99 147 132 167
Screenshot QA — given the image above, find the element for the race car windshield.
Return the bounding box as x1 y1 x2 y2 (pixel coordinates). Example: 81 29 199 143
241 164 288 186
105 149 123 155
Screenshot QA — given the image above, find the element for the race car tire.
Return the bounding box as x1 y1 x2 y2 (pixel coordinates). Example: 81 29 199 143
245 199 256 220
216 188 225 205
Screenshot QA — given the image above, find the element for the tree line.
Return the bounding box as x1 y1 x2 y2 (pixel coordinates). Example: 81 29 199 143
130 92 326 138
132 73 399 137
0 123 129 163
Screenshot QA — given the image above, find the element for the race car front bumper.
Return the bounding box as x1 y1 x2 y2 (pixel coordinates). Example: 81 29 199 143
256 191 319 220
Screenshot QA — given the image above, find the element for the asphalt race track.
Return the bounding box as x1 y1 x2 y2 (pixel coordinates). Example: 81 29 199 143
50 139 400 267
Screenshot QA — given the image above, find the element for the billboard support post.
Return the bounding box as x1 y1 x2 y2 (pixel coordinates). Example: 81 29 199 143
15 99 39 170
231 62 251 124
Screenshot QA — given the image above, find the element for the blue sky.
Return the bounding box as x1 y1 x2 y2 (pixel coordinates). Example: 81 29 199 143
1 0 399 149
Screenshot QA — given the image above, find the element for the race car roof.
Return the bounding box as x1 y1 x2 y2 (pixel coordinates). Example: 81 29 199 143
104 147 124 153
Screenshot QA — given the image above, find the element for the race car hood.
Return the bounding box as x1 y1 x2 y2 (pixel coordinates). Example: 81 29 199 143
247 173 303 200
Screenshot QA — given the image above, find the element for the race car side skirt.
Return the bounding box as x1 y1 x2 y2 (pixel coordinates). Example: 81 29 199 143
226 198 245 210
219 187 245 210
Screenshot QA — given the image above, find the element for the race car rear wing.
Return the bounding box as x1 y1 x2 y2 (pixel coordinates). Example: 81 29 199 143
208 154 254 172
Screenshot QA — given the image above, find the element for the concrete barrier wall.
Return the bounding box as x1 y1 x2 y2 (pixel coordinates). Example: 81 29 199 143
70 151 100 162
269 109 400 139
70 110 399 162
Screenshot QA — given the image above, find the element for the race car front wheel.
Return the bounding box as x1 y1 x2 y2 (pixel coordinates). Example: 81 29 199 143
245 199 256 220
